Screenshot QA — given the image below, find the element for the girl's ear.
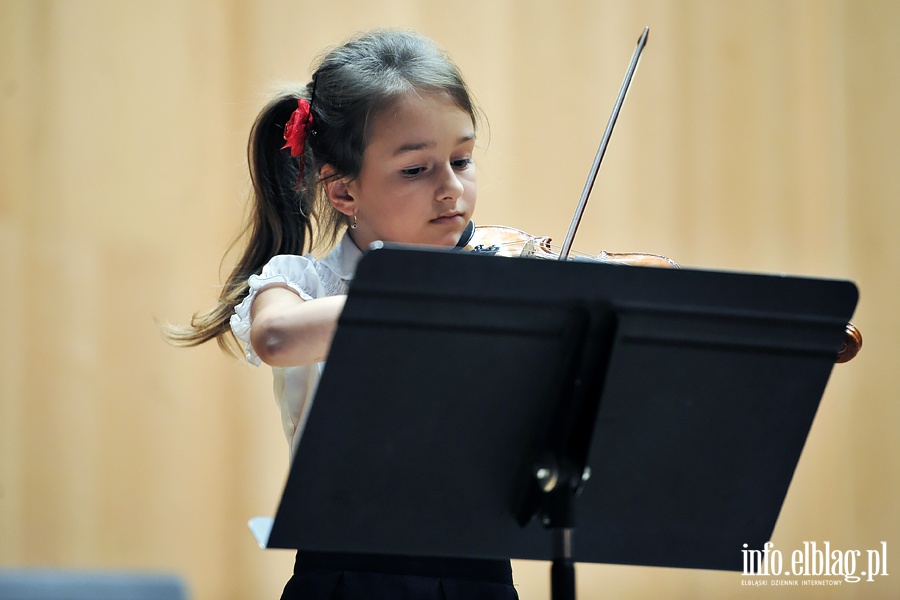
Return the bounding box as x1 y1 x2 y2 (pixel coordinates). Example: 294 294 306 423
321 165 355 217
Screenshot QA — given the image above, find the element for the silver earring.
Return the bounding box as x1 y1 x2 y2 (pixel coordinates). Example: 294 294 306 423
350 214 358 229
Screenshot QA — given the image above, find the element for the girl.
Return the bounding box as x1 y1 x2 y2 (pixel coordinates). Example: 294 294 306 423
167 29 518 600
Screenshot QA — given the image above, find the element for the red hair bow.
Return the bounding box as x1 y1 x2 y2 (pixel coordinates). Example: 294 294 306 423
281 98 313 157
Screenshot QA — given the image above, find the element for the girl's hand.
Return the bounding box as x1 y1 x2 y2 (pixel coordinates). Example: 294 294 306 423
249 285 347 366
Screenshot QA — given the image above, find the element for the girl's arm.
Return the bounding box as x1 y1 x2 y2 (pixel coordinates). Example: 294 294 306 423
249 285 347 366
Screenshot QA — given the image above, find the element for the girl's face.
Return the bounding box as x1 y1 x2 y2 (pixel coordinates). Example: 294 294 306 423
336 91 477 249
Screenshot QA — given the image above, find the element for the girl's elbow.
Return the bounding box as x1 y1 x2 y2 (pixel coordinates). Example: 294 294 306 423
250 320 293 366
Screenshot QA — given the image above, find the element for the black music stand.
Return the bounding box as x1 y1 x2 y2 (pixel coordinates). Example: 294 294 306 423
250 246 858 600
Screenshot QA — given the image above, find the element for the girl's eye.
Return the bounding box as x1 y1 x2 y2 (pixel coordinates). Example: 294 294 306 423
401 158 471 178
401 167 426 177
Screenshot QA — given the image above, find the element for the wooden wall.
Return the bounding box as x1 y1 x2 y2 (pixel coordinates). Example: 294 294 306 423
2 1 897 598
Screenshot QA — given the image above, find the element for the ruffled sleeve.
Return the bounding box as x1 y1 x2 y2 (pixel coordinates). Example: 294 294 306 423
230 254 325 366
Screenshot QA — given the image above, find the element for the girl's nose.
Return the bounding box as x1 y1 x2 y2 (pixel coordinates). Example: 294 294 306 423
437 164 464 201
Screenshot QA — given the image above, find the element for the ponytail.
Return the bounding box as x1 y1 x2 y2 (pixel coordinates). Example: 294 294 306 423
162 86 326 356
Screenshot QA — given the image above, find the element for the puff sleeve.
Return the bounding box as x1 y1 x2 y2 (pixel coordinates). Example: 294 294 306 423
230 254 329 366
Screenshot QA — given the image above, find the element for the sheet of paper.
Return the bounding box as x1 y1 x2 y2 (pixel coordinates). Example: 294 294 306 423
247 516 274 549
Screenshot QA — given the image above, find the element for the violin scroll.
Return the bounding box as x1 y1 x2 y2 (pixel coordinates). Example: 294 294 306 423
837 322 862 364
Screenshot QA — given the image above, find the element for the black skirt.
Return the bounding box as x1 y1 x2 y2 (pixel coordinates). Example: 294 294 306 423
280 552 519 600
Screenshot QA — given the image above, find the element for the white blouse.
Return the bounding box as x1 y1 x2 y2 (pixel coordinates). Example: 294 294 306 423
230 233 363 455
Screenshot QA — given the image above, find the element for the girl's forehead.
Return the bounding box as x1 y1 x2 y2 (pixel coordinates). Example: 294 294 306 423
367 91 474 145
377 90 465 121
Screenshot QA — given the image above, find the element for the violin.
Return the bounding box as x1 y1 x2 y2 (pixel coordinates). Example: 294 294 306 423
460 27 862 364
462 224 862 364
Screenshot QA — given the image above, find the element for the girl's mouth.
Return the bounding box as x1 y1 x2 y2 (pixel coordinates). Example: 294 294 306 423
431 213 464 224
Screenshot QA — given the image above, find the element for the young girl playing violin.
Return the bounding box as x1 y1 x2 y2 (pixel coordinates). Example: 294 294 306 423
166 29 517 600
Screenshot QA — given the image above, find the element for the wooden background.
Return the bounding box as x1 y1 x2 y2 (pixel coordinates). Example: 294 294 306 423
2 1 897 598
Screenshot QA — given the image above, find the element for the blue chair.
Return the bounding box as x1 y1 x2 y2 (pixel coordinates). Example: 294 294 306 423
0 569 188 600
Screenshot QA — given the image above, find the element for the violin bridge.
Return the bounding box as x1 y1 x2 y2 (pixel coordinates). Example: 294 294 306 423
520 239 536 258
